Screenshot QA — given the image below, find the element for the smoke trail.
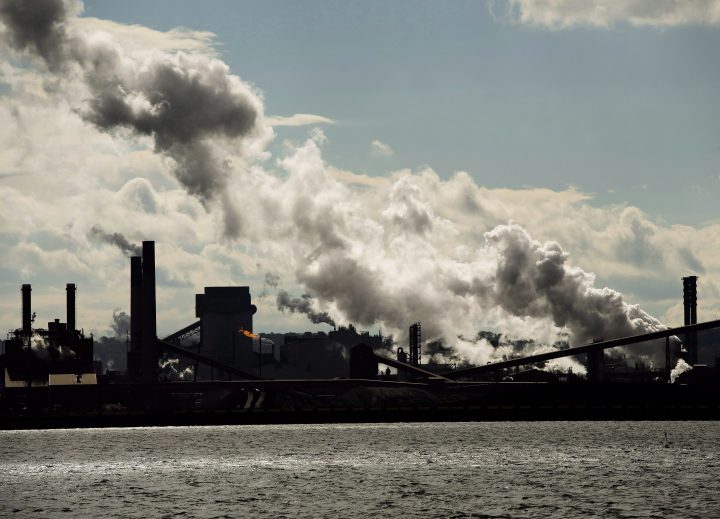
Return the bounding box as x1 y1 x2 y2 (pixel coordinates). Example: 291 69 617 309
276 290 336 327
90 226 142 256
0 0 265 238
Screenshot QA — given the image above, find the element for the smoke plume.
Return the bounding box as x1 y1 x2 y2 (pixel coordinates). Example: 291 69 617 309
258 137 668 369
90 226 141 256
0 0 265 238
110 309 130 339
28 332 76 360
276 290 336 327
670 358 693 383
482 224 665 345
0 0 74 70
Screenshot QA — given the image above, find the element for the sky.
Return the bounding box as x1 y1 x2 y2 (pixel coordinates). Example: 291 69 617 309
1 0 719 366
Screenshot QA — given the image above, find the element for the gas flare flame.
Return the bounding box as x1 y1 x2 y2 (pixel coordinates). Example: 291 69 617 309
239 328 258 339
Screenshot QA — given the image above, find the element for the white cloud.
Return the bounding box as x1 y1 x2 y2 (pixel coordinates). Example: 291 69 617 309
500 0 720 28
370 139 394 157
76 17 218 53
265 113 334 127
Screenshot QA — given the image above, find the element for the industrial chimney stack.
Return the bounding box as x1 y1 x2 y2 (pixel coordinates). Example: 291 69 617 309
682 275 698 364
140 241 158 383
66 283 76 333
21 284 31 336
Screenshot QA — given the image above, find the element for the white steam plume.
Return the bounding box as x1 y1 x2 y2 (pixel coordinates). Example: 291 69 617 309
244 136 666 368
670 358 693 383
28 332 76 360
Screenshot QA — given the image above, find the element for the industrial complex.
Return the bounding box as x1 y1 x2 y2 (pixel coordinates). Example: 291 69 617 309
2 241 720 428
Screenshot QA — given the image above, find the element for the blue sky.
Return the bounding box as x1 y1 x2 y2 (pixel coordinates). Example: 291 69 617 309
85 0 720 224
1 0 720 354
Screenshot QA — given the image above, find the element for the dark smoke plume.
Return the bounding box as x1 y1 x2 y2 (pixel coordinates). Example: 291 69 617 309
110 309 130 339
0 0 264 238
90 225 141 256
276 290 335 327
0 0 72 70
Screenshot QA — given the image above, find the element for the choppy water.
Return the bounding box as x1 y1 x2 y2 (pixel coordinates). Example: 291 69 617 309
1 422 719 518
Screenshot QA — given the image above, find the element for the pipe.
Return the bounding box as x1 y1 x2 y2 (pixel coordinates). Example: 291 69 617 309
21 284 31 335
66 283 76 332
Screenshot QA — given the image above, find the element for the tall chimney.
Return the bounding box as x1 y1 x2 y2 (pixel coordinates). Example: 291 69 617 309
141 241 157 383
682 275 698 364
682 276 698 326
66 283 76 332
128 256 143 381
21 284 31 335
130 256 142 352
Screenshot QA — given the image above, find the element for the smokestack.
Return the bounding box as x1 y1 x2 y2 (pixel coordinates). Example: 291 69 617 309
409 322 421 367
141 241 157 383
682 276 698 364
129 256 143 381
21 284 31 335
66 283 76 332
130 256 142 351
682 276 698 326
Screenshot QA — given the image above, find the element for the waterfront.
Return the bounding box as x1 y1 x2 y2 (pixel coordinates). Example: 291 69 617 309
1 422 719 518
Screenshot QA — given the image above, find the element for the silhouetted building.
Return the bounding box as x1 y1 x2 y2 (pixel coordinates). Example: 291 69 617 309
195 287 257 378
3 283 96 388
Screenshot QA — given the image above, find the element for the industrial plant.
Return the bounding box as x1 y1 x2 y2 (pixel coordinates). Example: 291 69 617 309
2 241 720 428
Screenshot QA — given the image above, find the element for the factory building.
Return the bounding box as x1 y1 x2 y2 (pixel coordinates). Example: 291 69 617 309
2 239 720 426
2 283 97 388
194 287 256 378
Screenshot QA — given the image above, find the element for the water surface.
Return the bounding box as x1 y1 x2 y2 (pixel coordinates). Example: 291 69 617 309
1 422 718 518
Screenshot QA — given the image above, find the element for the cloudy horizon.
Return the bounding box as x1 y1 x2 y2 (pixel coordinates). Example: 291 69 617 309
1 0 719 369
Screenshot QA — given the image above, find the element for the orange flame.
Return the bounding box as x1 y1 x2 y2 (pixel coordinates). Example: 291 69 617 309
239 328 258 339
